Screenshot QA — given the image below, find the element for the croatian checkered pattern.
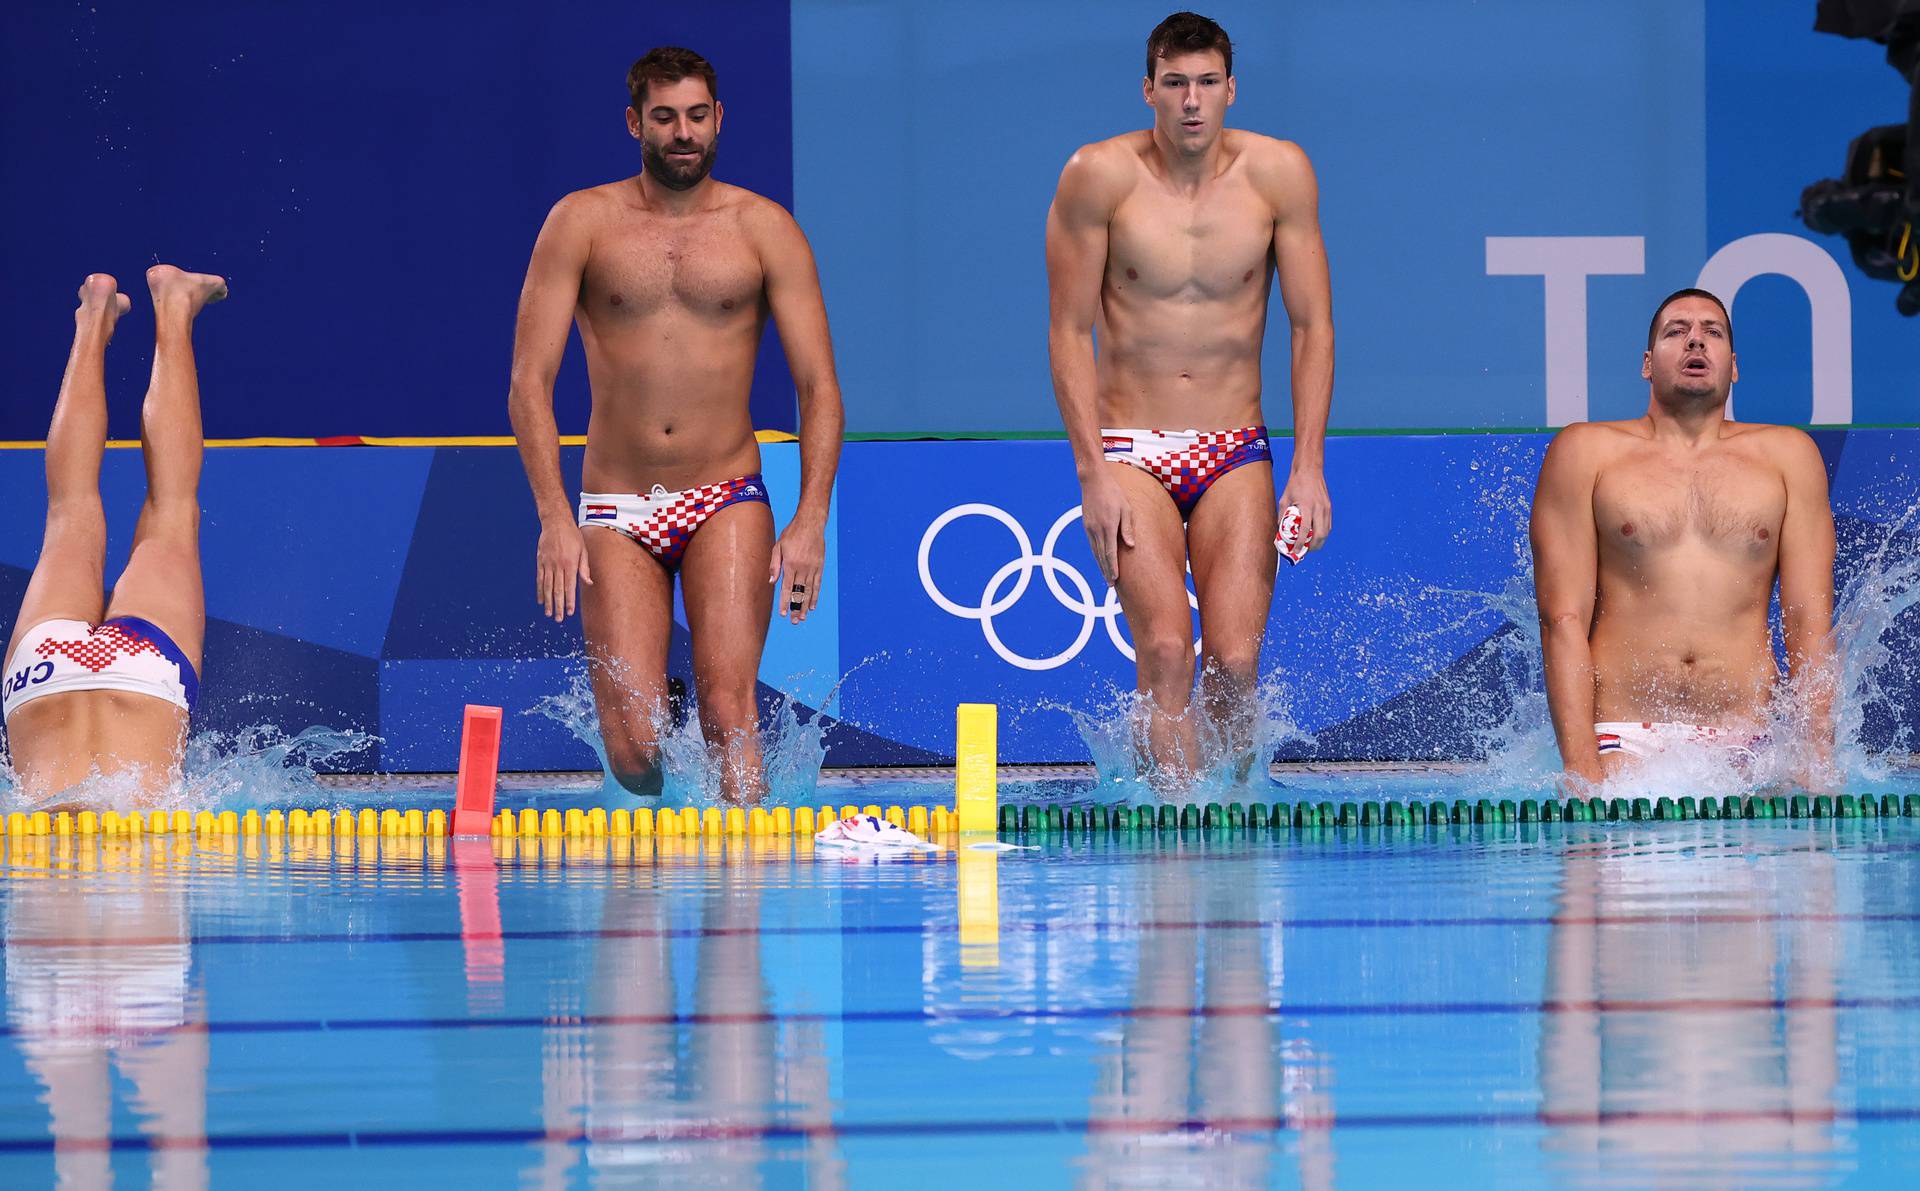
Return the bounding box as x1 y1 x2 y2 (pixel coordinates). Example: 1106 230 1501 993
618 475 769 570
36 623 164 673
1110 427 1272 516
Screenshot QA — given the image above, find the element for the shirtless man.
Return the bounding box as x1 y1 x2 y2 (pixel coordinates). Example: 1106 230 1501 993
509 46 843 804
2 266 226 808
1530 289 1837 787
1046 12 1333 781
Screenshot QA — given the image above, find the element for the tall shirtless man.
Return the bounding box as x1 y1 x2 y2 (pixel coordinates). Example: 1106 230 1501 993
509 47 843 803
1047 12 1333 781
1531 289 1836 787
3 266 226 809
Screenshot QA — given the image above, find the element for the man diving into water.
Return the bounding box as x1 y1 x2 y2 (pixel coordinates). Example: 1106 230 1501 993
1046 12 1334 784
2 267 226 809
509 46 844 804
1531 288 1837 787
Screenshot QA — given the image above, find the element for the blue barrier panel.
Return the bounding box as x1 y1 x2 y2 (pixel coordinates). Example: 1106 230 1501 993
1 433 1916 769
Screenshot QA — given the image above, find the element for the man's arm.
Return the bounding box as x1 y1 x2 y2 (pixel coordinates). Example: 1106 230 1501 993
1530 426 1604 785
1775 428 1838 782
507 194 592 622
1264 141 1335 548
1046 145 1131 584
753 201 845 625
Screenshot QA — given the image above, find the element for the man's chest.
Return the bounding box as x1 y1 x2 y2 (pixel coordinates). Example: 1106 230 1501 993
1594 451 1786 557
582 220 764 318
1107 184 1274 300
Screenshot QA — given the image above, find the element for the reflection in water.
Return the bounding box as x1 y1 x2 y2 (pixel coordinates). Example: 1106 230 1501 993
1541 831 1842 1187
1079 850 1335 1190
530 840 843 1188
3 836 208 1189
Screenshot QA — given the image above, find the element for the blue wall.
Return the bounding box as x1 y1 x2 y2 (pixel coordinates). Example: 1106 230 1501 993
0 0 796 439
796 0 1913 433
4 2 1909 438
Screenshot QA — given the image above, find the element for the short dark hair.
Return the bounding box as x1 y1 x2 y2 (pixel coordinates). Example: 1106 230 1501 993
628 46 717 111
1646 288 1733 351
1146 12 1232 81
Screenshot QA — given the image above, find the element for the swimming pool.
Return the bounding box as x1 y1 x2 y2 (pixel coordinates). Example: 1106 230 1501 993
3 774 1920 1187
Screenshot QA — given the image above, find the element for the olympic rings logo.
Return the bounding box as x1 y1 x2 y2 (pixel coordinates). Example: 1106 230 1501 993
917 503 1199 671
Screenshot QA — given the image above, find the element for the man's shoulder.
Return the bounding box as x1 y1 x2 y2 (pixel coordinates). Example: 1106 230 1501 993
1067 131 1149 166
555 179 633 210
1726 420 1824 466
720 185 806 247
718 182 795 220
1057 134 1145 197
1229 130 1309 166
1542 420 1642 470
1226 133 1315 219
1551 418 1646 446
542 181 636 234
1725 419 1815 445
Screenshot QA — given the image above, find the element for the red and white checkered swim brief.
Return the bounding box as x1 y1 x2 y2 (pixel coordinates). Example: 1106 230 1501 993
2 616 198 722
1100 426 1272 518
577 474 770 571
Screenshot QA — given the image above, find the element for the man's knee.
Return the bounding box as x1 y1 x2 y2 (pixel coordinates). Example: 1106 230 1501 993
142 496 200 530
1203 646 1260 689
1134 631 1195 686
696 681 761 736
604 740 664 797
44 498 106 543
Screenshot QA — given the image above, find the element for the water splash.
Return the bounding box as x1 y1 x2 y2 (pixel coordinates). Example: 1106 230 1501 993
526 665 829 807
0 721 377 813
1045 673 1312 805
182 723 378 809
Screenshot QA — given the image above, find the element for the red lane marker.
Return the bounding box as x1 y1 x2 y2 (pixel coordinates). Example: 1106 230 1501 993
314 435 365 446
452 705 503 837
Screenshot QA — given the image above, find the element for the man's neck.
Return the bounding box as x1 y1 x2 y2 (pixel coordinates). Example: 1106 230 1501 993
1149 127 1225 190
636 171 711 214
1644 390 1730 446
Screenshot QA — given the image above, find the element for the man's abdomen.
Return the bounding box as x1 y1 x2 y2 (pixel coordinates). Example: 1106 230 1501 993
1589 609 1779 727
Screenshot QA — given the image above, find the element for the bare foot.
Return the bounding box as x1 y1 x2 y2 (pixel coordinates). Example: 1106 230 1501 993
146 264 228 316
75 273 131 338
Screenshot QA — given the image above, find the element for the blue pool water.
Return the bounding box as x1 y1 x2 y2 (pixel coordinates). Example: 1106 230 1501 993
3 778 1920 1187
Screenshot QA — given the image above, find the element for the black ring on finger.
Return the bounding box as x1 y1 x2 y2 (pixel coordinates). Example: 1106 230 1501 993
791 582 807 594
788 600 804 611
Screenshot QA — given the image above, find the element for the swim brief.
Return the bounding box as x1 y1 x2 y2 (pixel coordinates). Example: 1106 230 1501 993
2 616 199 723
1100 426 1272 518
1594 721 1767 762
578 475 770 571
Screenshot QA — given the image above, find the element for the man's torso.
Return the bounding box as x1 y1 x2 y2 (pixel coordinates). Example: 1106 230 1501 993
571 179 768 493
1587 421 1791 725
1096 130 1283 431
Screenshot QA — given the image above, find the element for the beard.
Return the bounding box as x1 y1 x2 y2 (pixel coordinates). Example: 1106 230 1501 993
1670 372 1722 400
641 138 717 191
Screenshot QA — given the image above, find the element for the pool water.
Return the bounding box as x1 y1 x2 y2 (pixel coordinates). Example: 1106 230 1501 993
3 779 1920 1187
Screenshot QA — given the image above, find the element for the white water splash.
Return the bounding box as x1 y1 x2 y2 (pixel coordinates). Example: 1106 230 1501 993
0 722 378 813
525 665 830 807
1046 673 1312 804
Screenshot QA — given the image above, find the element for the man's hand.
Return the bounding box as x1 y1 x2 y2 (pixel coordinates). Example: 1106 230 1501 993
770 517 826 625
1078 467 1134 585
1278 466 1332 551
1559 759 1605 798
536 517 592 621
